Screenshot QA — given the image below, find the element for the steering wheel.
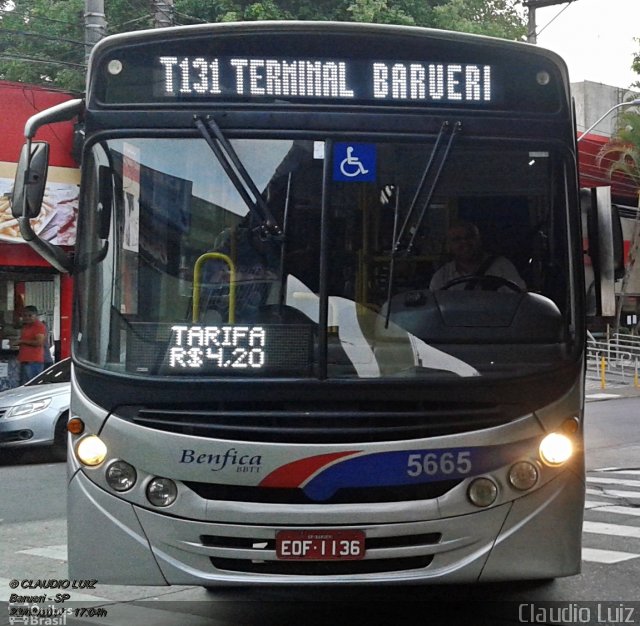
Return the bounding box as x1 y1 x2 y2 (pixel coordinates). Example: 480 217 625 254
440 275 524 292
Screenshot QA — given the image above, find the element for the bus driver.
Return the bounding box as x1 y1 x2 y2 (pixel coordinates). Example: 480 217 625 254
429 221 526 291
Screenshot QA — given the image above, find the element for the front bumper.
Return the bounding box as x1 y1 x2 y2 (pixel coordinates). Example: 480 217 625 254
67 466 583 585
0 410 58 448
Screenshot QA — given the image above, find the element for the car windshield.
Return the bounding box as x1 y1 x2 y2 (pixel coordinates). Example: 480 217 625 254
75 136 572 380
27 359 71 386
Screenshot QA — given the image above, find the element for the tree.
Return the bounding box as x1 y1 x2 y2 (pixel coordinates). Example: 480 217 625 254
173 0 424 24
0 0 154 92
431 0 525 39
0 0 86 92
598 110 640 190
1 0 527 91
633 37 640 90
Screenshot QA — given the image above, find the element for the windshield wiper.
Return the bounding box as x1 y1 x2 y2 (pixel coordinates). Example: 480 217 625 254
385 120 461 326
194 115 282 239
393 120 461 256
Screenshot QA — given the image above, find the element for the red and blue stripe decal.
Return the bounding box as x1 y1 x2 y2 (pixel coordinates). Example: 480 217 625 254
259 438 540 501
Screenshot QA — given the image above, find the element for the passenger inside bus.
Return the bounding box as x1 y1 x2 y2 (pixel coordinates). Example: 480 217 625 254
429 220 526 291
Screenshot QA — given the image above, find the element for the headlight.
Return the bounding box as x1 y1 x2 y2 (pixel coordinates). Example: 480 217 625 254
467 477 498 507
105 460 137 491
508 461 539 491
146 478 178 507
7 398 52 417
539 432 573 466
76 435 107 466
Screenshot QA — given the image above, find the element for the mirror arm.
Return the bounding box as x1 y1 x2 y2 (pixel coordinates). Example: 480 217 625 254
24 99 84 139
18 217 74 273
16 98 82 274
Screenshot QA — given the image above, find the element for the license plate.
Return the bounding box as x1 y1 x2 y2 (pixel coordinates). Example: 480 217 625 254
275 529 366 561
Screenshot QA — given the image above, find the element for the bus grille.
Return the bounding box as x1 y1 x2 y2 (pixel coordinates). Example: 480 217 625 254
183 479 460 504
209 556 433 575
118 399 507 443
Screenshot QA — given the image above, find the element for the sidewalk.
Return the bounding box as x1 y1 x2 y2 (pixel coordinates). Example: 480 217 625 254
585 374 640 401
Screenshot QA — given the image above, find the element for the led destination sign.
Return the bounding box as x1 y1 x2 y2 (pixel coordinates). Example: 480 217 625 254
156 55 494 104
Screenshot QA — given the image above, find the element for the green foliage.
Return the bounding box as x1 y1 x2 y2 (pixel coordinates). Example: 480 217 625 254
597 108 640 193
0 0 85 92
1 0 527 91
431 0 524 39
633 37 640 90
0 0 159 92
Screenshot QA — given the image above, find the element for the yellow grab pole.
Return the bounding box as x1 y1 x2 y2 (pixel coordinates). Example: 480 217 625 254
600 355 606 390
192 252 236 324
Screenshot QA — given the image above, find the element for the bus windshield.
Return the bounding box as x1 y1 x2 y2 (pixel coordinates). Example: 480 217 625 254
75 135 571 380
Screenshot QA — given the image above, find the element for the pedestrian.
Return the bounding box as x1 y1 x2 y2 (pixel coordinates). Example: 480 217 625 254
12 305 47 385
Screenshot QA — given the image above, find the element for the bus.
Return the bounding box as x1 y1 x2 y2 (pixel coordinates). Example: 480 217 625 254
11 21 621 585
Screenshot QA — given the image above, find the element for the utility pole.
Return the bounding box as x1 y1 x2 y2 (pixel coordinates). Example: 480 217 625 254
153 0 174 28
523 0 575 44
84 0 106 62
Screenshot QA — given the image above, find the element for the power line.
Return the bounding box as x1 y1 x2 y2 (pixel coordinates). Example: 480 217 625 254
111 13 154 29
0 53 86 69
0 6 79 27
1 26 85 47
524 0 577 43
1 31 89 67
174 11 208 24
536 1 575 38
0 9 77 30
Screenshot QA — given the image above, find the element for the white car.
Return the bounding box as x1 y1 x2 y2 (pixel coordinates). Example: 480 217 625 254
0 358 70 460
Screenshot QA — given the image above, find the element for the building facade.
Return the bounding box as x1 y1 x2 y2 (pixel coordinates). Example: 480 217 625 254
0 81 79 389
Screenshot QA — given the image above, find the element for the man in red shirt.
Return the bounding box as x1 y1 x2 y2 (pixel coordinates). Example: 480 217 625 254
13 305 46 385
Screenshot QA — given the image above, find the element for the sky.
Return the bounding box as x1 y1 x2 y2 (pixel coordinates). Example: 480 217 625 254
534 0 639 90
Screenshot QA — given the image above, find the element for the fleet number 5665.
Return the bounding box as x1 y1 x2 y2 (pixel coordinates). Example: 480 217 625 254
406 451 472 477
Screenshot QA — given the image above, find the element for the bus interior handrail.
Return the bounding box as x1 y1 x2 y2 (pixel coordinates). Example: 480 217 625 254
192 252 237 324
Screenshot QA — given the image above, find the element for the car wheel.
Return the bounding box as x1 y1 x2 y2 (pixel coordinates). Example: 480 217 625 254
51 412 69 462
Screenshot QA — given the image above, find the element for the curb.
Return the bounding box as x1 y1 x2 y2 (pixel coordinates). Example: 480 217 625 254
585 387 640 401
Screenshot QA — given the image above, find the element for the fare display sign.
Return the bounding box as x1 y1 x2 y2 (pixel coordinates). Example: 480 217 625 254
125 323 313 376
155 55 494 105
169 324 269 370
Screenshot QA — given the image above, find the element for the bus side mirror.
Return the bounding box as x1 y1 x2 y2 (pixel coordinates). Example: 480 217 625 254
583 186 623 317
11 142 50 219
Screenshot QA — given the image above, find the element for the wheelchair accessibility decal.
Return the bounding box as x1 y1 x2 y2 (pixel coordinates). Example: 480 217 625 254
333 142 376 182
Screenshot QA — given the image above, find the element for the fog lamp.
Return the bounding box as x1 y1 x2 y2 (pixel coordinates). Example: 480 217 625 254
76 435 107 466
508 461 539 491
467 477 498 507
146 477 178 507
539 432 573 466
105 460 137 492
561 417 579 434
